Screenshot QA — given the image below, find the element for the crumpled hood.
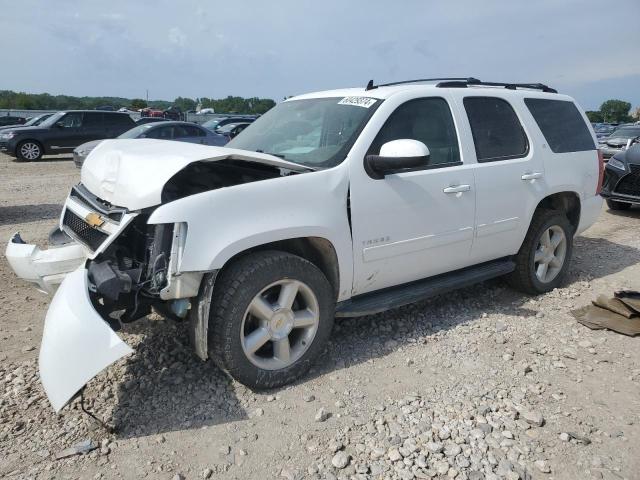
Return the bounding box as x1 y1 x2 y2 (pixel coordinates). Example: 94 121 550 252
81 139 309 210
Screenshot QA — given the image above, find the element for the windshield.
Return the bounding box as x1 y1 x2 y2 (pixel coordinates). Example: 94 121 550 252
31 114 52 126
39 112 66 127
118 124 155 139
227 97 381 167
610 127 640 139
202 119 221 129
217 123 242 133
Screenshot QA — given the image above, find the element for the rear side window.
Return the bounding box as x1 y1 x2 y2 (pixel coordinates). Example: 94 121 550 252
104 113 134 126
464 97 528 162
524 98 595 153
83 112 103 127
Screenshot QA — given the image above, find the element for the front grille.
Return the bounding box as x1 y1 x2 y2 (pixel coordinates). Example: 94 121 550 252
615 166 640 197
63 209 108 251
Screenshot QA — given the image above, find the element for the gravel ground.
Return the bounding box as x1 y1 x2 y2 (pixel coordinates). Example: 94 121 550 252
1 152 639 480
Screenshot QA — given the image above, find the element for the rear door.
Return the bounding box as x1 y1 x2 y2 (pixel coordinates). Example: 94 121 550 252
79 112 106 145
458 94 546 263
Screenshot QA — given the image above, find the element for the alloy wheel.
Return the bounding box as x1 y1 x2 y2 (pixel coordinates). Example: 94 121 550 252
241 279 320 370
534 225 567 283
20 142 41 160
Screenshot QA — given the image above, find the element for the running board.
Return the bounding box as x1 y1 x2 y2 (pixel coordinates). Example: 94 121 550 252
335 258 515 317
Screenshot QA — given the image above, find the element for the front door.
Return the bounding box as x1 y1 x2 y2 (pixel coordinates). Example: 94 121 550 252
349 96 476 295
47 112 85 152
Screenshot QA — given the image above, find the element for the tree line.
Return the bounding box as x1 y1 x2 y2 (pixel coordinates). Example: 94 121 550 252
0 90 276 115
586 99 638 124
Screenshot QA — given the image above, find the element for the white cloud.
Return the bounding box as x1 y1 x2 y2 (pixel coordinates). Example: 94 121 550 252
168 27 187 47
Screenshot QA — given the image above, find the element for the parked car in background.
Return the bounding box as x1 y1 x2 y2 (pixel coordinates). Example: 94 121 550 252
593 123 615 140
598 125 640 159
73 121 228 167
201 116 256 132
197 108 215 114
215 121 251 139
163 106 183 121
140 107 164 118
0 113 52 132
0 110 135 161
135 116 170 125
600 140 640 210
0 115 26 127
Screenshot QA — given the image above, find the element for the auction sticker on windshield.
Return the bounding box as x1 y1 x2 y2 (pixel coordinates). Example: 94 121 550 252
338 97 377 108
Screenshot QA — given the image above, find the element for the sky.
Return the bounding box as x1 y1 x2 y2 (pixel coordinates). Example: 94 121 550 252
2 0 639 111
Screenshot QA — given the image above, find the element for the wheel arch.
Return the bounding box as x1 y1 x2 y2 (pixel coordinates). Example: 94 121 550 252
532 191 581 233
218 236 341 301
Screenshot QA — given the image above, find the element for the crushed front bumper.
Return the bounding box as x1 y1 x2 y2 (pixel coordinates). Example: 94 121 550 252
5 232 87 293
39 268 133 412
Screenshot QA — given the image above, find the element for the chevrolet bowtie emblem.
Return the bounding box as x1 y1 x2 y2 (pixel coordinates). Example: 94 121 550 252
85 212 105 228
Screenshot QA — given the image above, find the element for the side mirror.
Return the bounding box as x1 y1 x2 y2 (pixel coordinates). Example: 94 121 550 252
365 139 430 179
55 121 65 128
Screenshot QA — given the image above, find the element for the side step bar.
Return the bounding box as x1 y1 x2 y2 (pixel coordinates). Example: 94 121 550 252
335 258 515 317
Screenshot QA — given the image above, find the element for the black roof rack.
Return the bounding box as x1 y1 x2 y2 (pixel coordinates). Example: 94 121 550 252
365 77 480 91
436 79 557 93
365 77 557 93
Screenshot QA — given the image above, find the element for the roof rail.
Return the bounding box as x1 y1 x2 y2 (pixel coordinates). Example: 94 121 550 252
365 77 481 91
436 79 557 93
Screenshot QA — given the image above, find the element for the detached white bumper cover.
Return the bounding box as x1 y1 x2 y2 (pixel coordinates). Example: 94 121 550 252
39 268 133 412
5 233 86 293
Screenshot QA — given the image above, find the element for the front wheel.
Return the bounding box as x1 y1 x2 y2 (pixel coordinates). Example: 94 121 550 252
507 210 573 294
606 199 632 211
208 250 335 389
16 140 43 161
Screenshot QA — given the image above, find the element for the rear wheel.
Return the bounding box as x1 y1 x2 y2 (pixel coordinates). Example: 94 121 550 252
16 141 43 161
208 250 334 389
606 199 632 211
506 210 573 294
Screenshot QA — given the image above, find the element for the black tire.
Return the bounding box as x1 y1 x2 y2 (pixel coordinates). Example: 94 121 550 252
208 250 335 389
506 209 573 295
606 199 632 211
16 140 43 161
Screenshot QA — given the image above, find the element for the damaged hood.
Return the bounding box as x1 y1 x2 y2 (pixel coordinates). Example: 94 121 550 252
81 139 310 210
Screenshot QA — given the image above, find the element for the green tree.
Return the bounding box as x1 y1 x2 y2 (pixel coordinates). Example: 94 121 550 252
585 110 604 123
173 96 197 111
600 99 631 123
130 98 147 110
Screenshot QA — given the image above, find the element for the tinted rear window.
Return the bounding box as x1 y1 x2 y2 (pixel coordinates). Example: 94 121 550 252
463 97 529 162
524 98 595 153
104 113 134 126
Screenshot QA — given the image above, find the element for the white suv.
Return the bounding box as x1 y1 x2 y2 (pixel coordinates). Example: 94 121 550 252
6 77 603 411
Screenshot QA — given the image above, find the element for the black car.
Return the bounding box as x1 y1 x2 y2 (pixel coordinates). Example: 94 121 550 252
600 141 640 210
0 110 135 161
0 113 52 132
215 121 251 139
163 106 183 121
0 115 26 127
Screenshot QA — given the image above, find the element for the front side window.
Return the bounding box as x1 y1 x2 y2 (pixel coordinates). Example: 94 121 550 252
464 97 528 162
227 97 381 168
146 126 174 139
524 98 595 153
58 112 83 128
369 97 461 166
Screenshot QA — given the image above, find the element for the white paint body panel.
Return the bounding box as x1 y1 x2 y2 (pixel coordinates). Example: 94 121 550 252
39 269 133 412
5 236 86 293
148 164 354 300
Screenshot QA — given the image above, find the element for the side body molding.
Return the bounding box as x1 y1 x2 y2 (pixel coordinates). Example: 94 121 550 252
147 165 354 301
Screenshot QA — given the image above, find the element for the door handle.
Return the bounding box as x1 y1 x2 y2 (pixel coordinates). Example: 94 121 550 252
443 184 471 194
521 172 543 181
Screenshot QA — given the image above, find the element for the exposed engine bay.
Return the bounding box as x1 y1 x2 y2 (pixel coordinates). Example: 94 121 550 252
84 159 299 329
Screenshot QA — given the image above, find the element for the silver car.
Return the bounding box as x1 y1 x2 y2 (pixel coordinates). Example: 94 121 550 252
73 121 228 168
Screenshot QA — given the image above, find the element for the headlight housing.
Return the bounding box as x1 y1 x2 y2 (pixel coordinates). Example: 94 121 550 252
0 132 16 140
607 157 626 171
